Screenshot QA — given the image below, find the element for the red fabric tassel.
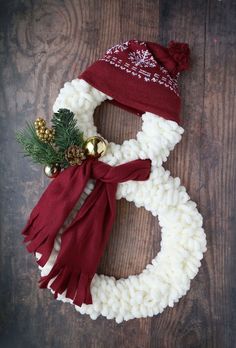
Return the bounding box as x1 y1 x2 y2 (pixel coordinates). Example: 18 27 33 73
23 158 151 306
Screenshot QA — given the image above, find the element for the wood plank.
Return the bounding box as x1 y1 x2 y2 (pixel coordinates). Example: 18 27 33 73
151 1 211 347
200 0 236 346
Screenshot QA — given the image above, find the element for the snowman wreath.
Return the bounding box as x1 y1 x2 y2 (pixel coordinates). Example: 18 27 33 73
17 40 206 323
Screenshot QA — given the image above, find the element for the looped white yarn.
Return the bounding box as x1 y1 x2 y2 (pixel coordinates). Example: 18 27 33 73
38 78 206 323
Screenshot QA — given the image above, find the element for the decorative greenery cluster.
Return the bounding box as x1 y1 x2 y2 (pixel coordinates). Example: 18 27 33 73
16 109 84 168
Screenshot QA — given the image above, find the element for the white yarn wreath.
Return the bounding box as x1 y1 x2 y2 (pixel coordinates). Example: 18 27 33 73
37 78 206 323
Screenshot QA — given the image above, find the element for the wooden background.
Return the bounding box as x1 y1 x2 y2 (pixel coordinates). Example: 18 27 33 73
0 0 236 347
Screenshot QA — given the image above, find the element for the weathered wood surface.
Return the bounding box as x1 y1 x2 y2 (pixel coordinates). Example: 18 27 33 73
0 0 235 347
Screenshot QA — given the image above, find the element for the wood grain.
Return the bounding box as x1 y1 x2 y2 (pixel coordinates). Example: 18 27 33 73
0 0 235 347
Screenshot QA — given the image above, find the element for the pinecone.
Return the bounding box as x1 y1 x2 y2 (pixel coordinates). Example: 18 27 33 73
65 145 85 166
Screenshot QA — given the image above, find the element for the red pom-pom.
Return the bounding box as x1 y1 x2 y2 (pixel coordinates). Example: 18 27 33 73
168 41 190 74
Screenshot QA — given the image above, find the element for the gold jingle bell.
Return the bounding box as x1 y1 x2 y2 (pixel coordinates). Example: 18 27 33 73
83 136 107 158
44 164 61 178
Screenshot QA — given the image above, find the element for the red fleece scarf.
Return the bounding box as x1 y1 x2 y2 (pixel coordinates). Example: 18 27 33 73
22 158 151 305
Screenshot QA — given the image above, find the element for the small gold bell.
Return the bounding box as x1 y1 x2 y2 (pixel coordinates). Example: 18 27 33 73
83 136 107 158
44 164 61 178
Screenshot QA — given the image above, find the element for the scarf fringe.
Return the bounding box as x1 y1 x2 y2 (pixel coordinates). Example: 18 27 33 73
39 264 93 306
22 212 55 267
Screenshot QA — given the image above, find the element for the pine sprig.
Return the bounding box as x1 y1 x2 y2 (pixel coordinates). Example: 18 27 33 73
16 122 63 166
52 109 84 153
16 109 85 169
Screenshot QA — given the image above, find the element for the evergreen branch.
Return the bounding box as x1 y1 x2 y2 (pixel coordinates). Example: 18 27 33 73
52 109 84 153
16 109 85 169
16 122 64 166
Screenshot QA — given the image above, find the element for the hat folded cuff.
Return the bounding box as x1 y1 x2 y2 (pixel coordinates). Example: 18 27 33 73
79 60 181 124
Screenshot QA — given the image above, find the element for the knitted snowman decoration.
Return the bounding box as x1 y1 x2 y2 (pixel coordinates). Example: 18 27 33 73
22 40 206 323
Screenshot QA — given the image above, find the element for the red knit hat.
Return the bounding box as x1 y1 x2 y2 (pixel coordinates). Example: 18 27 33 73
80 40 190 124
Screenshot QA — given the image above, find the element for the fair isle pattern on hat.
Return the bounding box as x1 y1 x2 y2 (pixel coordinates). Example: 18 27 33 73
101 40 179 95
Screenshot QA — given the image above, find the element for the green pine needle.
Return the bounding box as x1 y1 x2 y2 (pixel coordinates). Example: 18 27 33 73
52 109 84 152
16 122 63 166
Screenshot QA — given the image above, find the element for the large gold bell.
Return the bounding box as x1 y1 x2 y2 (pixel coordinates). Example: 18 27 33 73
83 136 107 158
44 164 61 178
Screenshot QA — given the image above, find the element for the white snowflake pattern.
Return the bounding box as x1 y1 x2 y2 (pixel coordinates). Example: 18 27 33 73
128 49 157 68
106 42 129 54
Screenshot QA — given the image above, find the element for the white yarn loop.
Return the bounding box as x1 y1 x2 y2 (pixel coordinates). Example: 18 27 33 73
39 78 206 323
